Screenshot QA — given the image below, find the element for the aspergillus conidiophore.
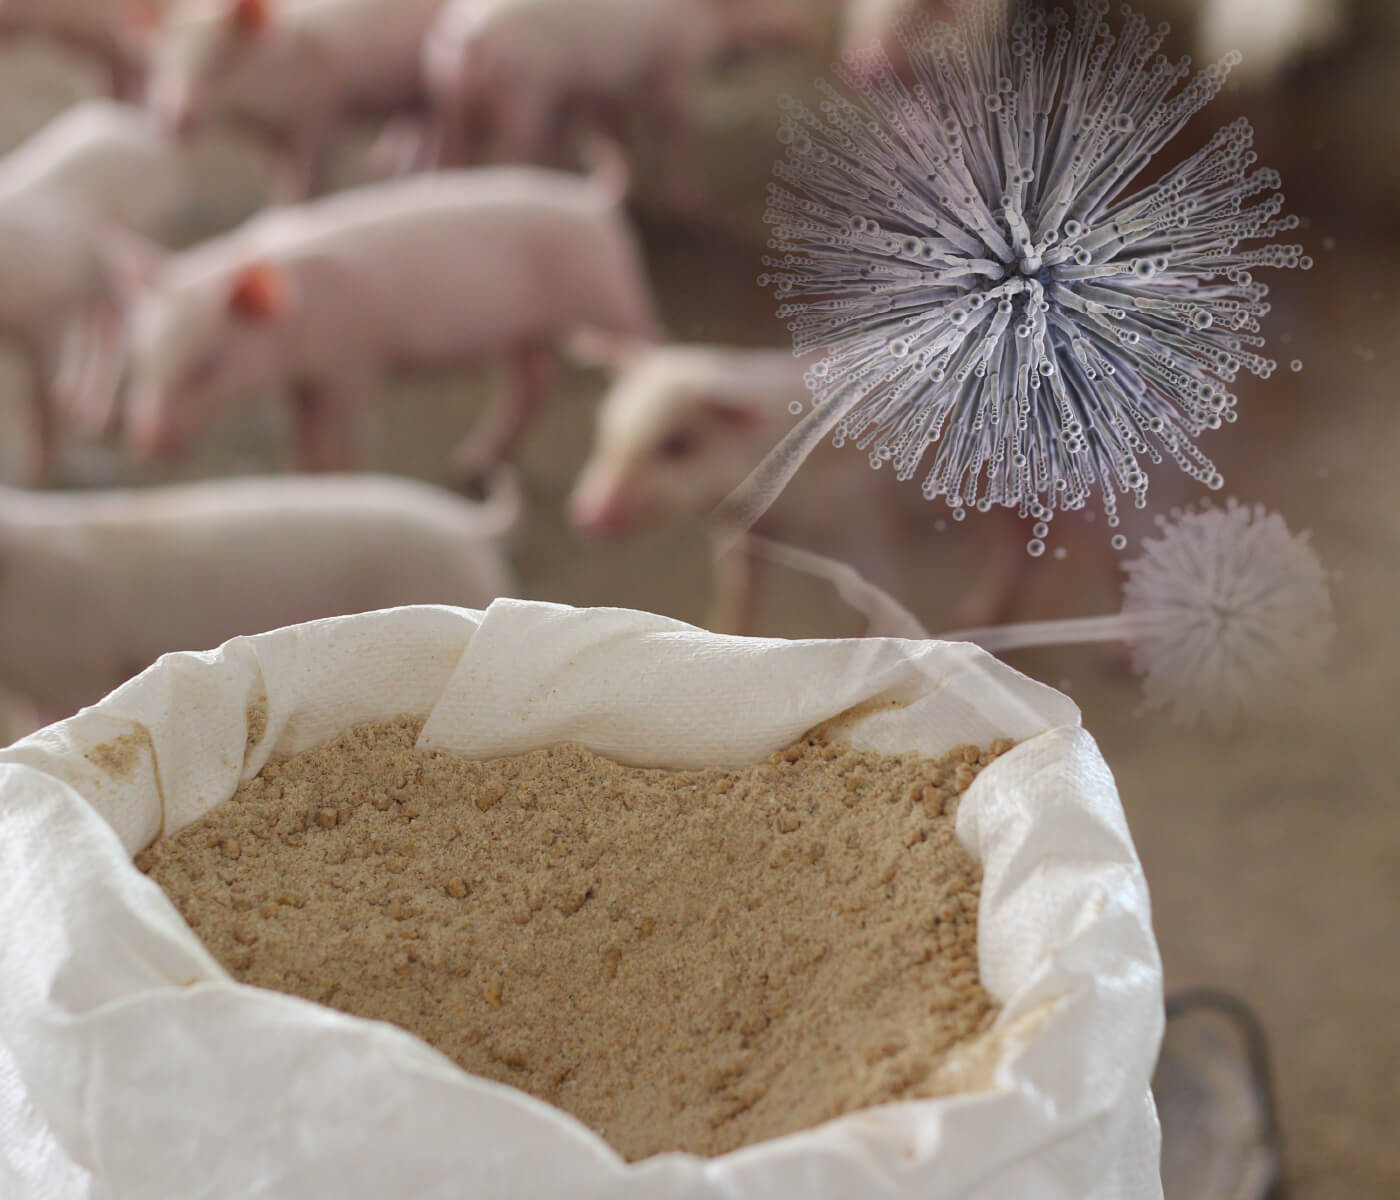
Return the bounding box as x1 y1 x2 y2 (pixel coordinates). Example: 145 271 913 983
940 501 1335 726
735 0 1309 539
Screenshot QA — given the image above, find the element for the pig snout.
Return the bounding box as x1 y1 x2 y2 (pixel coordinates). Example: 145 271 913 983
568 469 642 538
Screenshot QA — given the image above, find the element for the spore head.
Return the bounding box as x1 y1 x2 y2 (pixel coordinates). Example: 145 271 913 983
1120 501 1334 726
763 0 1307 533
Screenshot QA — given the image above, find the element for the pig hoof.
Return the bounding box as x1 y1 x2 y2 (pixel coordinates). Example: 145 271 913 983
450 446 502 499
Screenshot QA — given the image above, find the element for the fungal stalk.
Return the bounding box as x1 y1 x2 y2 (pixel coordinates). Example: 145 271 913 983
940 501 1335 726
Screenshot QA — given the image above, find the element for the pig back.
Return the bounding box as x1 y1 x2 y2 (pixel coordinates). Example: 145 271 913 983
287 170 655 364
0 0 126 44
0 476 513 719
294 0 445 113
0 101 179 236
462 0 713 91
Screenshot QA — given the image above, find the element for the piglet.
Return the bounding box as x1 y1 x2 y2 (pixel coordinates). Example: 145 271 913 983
567 343 906 633
0 0 166 99
1196 0 1346 89
0 469 519 726
569 343 1031 635
110 160 661 475
146 0 444 201
422 0 812 196
0 99 180 481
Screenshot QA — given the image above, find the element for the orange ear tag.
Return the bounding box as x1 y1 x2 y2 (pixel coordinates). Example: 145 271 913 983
228 261 286 322
229 0 270 35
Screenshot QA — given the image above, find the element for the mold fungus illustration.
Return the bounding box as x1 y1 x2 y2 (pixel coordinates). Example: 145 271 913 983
741 0 1310 536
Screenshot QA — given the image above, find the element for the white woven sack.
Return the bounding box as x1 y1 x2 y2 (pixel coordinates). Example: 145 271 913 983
0 599 1164 1199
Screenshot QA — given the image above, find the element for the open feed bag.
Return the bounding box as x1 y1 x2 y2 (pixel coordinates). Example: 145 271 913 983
0 599 1164 1199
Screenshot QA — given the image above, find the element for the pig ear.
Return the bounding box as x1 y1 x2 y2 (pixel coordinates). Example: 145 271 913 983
227 260 289 322
228 0 270 35
101 227 168 300
563 330 647 375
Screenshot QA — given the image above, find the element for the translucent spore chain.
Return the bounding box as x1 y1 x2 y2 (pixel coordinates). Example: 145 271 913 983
760 0 1310 528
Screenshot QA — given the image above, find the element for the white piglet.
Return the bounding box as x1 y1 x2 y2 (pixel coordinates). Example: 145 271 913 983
147 0 445 200
423 0 811 187
570 345 847 539
0 100 180 481
569 344 911 633
569 343 1033 635
1196 0 1346 88
112 163 661 474
0 471 518 726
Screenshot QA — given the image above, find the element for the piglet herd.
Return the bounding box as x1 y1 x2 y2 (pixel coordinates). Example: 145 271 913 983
0 0 1321 743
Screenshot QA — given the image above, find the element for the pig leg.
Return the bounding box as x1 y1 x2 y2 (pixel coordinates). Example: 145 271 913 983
365 117 430 178
746 533 928 639
451 343 555 489
15 330 63 484
269 115 335 204
66 303 126 437
493 89 557 165
593 95 636 145
423 30 483 167
107 52 147 103
649 68 706 215
432 96 495 168
51 320 90 418
454 93 502 167
427 86 472 167
291 376 367 472
270 145 319 205
949 508 1032 628
828 495 904 592
707 531 763 635
82 304 128 437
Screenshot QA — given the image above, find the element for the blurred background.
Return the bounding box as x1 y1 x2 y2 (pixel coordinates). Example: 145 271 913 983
0 0 1395 1195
